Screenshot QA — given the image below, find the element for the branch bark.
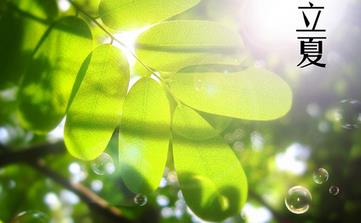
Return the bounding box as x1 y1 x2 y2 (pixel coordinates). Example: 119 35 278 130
0 142 133 223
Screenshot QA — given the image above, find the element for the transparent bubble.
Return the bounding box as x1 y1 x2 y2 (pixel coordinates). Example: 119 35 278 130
329 185 340 196
285 186 312 214
134 194 147 206
312 168 329 184
91 153 115 175
11 211 48 223
336 99 361 130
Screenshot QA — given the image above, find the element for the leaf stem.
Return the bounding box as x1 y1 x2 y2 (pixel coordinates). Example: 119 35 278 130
0 142 133 223
6 2 51 25
66 0 183 105
67 0 156 76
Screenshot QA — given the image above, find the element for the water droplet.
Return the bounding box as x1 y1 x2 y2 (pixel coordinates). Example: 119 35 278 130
134 194 147 206
329 185 340 196
285 186 312 214
91 153 115 175
312 168 329 184
337 99 361 130
11 211 48 223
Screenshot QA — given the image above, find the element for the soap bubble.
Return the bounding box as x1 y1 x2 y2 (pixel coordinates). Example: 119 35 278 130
329 185 340 196
336 99 361 130
11 211 48 223
134 194 147 206
312 168 329 184
91 153 115 175
285 186 312 214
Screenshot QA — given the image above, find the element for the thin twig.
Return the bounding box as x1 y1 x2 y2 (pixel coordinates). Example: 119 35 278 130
30 159 132 223
0 142 133 223
7 2 51 25
0 142 64 167
67 0 156 76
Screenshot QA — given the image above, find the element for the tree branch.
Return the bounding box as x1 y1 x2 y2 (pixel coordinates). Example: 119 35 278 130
6 2 51 25
67 0 158 76
0 141 65 167
30 159 132 223
0 142 133 223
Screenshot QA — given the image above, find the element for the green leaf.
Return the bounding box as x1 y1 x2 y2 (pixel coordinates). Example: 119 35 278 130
169 66 292 120
98 0 200 30
118 78 170 193
172 104 220 140
64 44 129 160
74 0 101 16
172 114 248 221
17 16 93 132
0 0 57 90
135 20 249 76
10 0 58 20
199 111 232 134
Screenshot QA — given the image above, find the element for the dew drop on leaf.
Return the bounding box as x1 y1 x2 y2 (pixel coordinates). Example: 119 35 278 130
91 153 115 176
11 211 48 223
285 186 312 214
312 168 329 184
329 185 340 196
134 194 148 206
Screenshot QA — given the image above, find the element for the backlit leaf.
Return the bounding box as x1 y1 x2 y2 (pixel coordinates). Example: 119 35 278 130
169 66 292 120
64 44 129 160
119 78 170 193
135 20 249 76
0 0 58 89
173 115 248 221
99 0 200 30
17 16 93 132
172 104 220 140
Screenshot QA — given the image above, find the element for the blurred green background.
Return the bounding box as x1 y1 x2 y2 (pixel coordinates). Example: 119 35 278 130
1 0 361 222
